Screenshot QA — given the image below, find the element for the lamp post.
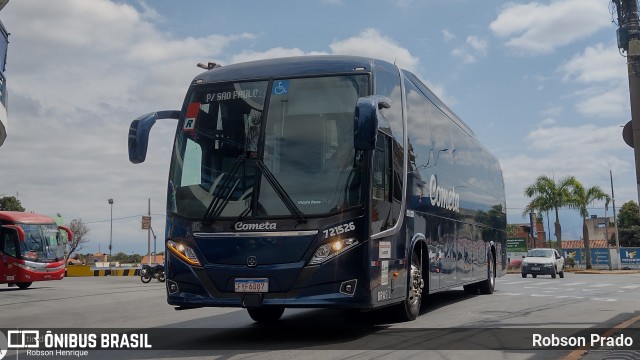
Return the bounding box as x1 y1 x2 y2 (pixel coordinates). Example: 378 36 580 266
108 198 113 274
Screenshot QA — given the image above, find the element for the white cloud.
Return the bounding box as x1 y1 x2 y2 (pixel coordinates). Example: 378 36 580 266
229 47 326 64
490 0 611 54
329 28 420 72
526 125 628 153
452 36 488 64
540 118 556 126
558 43 627 84
499 123 633 237
467 36 488 54
573 84 630 119
1 0 260 253
442 29 456 42
556 43 629 119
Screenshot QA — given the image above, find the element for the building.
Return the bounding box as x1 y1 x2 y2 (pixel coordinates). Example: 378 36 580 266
585 215 615 241
141 254 164 265
91 253 108 263
562 239 609 250
508 221 547 249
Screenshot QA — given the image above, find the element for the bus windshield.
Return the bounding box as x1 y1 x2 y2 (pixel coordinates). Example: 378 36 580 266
19 224 65 262
169 74 369 220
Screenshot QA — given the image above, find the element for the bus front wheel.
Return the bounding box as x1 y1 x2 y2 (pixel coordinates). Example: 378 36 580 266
16 282 32 289
394 250 423 322
247 307 285 323
478 253 495 294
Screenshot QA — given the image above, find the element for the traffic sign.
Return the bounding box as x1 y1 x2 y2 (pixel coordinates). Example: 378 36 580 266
141 216 151 230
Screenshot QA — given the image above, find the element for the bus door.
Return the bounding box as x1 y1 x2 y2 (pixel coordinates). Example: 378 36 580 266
370 132 406 303
0 225 22 283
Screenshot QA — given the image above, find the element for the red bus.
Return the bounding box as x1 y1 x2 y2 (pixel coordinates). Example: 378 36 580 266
0 211 73 289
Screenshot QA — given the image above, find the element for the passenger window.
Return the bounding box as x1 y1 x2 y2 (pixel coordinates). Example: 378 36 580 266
2 232 17 257
372 133 391 202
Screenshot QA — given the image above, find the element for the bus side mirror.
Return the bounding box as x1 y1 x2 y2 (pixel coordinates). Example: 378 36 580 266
354 97 377 151
58 225 73 243
354 96 390 151
128 110 180 164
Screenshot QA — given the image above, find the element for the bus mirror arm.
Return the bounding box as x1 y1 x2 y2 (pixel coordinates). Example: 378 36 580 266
1 224 25 242
58 225 73 243
354 96 388 151
128 110 180 164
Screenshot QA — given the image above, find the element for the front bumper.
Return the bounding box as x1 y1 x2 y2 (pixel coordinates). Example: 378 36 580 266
522 264 555 275
166 243 372 309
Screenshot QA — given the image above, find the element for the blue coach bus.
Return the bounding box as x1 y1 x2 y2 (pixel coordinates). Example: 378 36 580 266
128 55 507 322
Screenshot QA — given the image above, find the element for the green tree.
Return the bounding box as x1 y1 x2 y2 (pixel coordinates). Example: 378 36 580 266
617 201 640 247
66 218 90 263
617 201 639 228
568 181 610 269
0 196 25 211
112 252 129 263
523 175 577 252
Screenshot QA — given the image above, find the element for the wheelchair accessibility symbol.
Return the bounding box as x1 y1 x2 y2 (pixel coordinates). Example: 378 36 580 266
272 80 289 95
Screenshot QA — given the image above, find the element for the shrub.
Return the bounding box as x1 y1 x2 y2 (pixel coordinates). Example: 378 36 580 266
565 258 575 268
508 259 522 270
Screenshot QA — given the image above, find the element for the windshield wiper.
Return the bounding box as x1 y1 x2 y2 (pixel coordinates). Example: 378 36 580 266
202 155 246 225
256 160 306 223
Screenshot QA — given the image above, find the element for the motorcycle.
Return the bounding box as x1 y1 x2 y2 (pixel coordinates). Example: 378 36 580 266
140 264 165 283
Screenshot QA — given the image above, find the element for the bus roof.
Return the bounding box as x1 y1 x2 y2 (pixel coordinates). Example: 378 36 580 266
0 211 55 224
193 55 377 84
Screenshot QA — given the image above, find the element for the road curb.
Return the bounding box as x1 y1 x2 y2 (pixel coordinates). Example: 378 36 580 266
561 314 640 360
65 266 140 277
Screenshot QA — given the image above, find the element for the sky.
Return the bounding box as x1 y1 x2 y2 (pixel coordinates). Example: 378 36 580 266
0 0 635 256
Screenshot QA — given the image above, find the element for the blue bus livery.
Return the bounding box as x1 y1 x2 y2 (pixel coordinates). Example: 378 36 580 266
128 55 507 322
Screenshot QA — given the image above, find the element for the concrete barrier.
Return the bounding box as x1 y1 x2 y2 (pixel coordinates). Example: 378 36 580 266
65 265 140 277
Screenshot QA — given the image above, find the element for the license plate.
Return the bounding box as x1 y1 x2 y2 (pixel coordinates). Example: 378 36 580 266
234 278 268 293
531 267 540 271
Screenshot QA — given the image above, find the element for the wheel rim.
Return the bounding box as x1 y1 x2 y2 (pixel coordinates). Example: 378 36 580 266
408 260 423 307
489 256 495 288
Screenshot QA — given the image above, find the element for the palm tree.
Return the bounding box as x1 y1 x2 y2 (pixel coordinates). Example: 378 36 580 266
568 181 611 269
523 175 577 252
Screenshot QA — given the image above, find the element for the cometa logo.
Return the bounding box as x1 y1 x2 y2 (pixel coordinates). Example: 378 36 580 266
235 221 277 231
429 174 460 213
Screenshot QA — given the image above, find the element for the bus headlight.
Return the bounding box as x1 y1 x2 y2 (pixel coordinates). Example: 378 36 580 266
167 240 201 266
309 238 358 265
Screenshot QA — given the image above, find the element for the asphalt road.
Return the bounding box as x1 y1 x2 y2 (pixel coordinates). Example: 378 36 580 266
1 273 639 359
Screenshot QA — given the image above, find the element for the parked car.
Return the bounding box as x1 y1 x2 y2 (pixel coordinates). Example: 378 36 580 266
521 248 565 279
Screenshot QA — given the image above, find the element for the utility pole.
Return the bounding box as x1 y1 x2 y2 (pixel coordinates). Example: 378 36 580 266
148 198 151 266
613 0 640 218
611 170 621 270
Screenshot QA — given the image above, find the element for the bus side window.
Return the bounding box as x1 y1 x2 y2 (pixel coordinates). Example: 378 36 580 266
1 232 17 257
372 132 391 202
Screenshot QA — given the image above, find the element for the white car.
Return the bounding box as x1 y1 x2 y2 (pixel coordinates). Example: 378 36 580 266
521 248 565 279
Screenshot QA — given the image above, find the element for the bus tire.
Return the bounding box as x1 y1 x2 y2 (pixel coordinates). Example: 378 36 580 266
247 307 285 323
478 253 495 294
394 249 423 322
16 282 32 289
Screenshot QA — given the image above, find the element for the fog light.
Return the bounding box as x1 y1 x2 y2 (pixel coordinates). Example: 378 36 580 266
168 280 179 294
340 279 357 295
